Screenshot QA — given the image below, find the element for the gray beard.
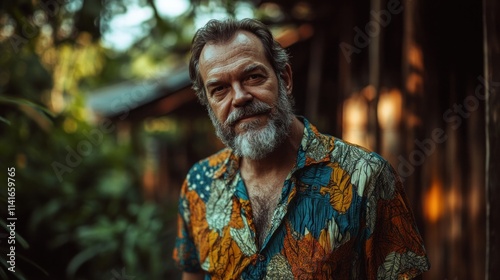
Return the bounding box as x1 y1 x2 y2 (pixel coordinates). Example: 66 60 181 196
207 80 295 160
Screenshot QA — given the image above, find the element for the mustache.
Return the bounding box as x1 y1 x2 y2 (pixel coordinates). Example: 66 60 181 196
225 100 272 127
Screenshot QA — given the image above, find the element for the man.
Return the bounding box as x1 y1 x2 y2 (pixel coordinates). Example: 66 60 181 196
173 18 430 280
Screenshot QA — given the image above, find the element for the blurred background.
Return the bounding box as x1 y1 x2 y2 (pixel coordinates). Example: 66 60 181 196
0 0 498 279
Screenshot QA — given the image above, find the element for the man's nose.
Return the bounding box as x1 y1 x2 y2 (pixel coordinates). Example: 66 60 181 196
232 84 253 107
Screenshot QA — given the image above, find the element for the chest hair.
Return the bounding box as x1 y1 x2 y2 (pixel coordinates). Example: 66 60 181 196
246 183 283 249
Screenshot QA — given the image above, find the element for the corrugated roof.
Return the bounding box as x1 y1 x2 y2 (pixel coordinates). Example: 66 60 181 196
86 67 191 118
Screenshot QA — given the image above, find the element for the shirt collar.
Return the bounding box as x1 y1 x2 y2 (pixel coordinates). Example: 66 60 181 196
295 116 335 169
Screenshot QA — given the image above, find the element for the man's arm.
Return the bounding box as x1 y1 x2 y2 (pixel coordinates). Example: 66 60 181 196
182 272 204 280
364 163 430 278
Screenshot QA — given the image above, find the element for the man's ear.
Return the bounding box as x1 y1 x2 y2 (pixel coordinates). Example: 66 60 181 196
281 63 293 94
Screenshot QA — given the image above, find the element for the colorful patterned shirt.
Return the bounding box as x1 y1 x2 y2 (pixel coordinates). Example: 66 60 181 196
173 117 430 279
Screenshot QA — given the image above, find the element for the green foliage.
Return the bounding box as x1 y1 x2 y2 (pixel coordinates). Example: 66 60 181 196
0 1 254 279
0 105 180 278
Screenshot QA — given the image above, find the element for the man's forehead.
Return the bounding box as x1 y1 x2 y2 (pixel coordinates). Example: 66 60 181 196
201 31 263 58
199 31 269 76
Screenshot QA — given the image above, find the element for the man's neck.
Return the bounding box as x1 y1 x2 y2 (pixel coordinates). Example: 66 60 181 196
240 117 304 178
238 117 304 248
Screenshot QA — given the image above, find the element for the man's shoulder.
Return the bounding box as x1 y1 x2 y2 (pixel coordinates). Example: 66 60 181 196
330 137 388 172
300 118 388 174
187 148 233 179
326 138 397 195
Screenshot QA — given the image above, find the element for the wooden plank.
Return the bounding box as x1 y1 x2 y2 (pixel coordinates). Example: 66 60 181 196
484 0 500 277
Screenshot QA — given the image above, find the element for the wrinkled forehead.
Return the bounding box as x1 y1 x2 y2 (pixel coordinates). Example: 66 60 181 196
201 31 265 60
199 31 269 75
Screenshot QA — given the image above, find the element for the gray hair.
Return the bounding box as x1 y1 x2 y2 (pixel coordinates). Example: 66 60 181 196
189 18 290 105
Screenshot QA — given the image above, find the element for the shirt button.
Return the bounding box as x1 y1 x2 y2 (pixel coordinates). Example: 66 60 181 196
258 254 265 261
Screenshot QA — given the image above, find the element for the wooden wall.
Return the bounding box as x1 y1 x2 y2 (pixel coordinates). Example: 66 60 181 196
280 0 490 278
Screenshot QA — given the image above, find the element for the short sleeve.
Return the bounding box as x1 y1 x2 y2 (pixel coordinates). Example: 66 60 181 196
172 179 202 272
364 163 430 279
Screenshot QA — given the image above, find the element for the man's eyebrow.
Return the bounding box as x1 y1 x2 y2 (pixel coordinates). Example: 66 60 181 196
205 79 221 90
242 64 267 75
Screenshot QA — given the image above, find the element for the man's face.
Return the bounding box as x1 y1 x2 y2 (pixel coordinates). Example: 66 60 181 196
198 31 294 159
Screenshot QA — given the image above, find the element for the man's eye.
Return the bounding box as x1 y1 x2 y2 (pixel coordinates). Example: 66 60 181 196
248 74 261 80
211 85 227 98
245 74 264 84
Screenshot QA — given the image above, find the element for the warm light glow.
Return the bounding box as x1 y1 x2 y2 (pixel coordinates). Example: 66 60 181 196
377 88 402 130
405 43 424 95
408 43 424 71
423 180 444 223
448 186 463 240
405 72 423 94
275 28 300 48
447 186 462 212
275 24 315 48
342 93 368 147
361 85 376 101
405 112 422 128
297 24 314 40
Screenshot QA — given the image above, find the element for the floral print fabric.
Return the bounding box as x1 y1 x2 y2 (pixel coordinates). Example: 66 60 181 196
173 117 430 279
